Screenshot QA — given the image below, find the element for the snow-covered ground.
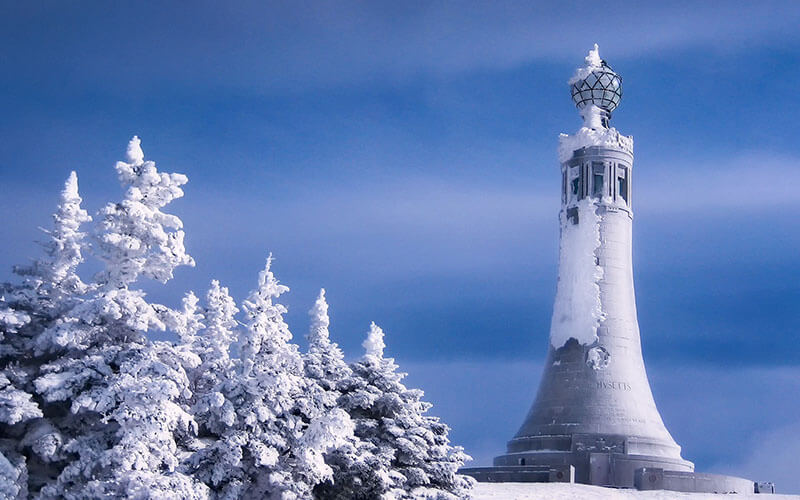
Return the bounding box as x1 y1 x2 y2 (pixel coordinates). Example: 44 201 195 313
472 482 800 499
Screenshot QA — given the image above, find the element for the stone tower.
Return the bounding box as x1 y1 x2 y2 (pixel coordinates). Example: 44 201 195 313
461 45 766 494
496 44 694 487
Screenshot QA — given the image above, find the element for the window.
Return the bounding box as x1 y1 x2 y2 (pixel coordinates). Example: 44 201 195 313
592 162 604 198
562 170 567 203
617 166 628 204
567 207 579 225
570 166 580 199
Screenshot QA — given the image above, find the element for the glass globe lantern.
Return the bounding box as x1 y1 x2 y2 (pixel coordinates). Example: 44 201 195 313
570 61 622 126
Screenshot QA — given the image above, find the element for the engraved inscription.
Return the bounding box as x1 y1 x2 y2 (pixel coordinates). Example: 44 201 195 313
596 380 631 391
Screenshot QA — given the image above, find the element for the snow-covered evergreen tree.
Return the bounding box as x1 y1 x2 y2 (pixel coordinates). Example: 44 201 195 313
0 136 474 499
0 170 90 427
304 289 351 408
186 280 241 494
189 281 238 402
12 171 92 310
94 135 194 289
190 258 353 499
304 294 383 500
0 170 94 496
171 291 205 346
26 137 207 498
337 323 475 500
35 137 196 354
166 291 206 398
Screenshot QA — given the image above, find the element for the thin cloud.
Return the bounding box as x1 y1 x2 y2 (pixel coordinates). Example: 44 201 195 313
176 150 799 265
2 1 798 93
712 421 800 494
638 153 800 212
3 149 795 290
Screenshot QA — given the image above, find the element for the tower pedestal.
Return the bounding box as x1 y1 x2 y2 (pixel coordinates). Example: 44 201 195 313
488 335 694 488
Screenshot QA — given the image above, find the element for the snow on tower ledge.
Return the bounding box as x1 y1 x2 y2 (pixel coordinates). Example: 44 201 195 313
558 128 633 163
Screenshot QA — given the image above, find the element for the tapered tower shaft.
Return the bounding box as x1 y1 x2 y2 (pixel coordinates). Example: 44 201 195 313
492 45 692 487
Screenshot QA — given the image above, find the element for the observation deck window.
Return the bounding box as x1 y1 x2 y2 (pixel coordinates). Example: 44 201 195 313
617 166 629 204
570 166 581 200
592 162 604 198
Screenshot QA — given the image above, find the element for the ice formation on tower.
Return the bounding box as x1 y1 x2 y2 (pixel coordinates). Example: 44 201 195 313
549 198 604 348
549 44 637 349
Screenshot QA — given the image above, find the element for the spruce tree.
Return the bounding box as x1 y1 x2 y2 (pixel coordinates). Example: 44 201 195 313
304 289 351 408
12 171 92 313
0 171 93 496
191 259 354 499
93 136 194 289
188 281 239 448
339 323 474 500
191 281 239 402
305 292 380 500
0 137 474 499
30 137 207 498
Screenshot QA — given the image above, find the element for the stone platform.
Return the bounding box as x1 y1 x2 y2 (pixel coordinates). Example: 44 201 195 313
460 462 772 495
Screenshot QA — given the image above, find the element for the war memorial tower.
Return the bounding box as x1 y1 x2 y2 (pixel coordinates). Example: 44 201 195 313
462 46 768 494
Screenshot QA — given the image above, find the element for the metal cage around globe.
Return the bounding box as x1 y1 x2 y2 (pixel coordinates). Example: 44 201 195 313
570 63 623 113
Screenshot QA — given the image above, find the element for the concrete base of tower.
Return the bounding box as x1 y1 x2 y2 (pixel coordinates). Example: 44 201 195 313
460 452 763 494
480 449 692 488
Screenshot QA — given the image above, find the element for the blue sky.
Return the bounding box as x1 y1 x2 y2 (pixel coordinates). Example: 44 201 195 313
1 1 799 492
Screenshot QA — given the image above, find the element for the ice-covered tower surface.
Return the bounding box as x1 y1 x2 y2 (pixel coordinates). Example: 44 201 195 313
492 45 693 487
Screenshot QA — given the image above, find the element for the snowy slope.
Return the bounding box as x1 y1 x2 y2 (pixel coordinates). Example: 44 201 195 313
473 483 799 500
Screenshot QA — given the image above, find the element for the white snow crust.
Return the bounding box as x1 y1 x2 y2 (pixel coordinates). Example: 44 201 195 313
549 199 604 348
126 135 145 165
568 43 603 85
473 483 798 500
308 288 331 346
558 127 633 163
0 452 26 500
362 321 386 359
0 306 29 332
